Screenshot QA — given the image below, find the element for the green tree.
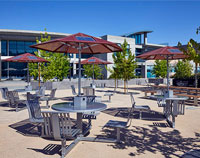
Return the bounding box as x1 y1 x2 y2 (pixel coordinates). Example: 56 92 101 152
29 29 70 82
174 60 193 79
152 60 168 78
107 66 121 90
178 29 200 88
83 64 102 79
111 40 137 93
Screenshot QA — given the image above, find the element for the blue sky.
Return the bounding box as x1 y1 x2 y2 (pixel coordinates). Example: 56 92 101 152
0 1 199 46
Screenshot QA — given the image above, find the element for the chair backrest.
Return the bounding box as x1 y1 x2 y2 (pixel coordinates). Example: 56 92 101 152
157 97 166 107
7 91 19 107
0 87 8 100
36 86 46 96
27 92 40 101
25 100 42 122
71 85 77 95
130 93 136 109
119 93 135 127
125 94 135 128
50 88 57 98
145 80 150 87
42 112 76 140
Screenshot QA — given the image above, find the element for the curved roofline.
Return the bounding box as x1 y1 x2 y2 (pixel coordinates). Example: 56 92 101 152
121 30 153 37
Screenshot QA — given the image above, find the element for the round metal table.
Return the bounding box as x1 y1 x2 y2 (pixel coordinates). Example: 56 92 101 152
52 101 106 113
52 102 107 133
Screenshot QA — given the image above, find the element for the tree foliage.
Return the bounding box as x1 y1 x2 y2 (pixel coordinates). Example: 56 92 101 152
83 64 102 79
109 40 137 93
152 60 168 78
29 29 70 82
178 28 200 88
174 60 193 79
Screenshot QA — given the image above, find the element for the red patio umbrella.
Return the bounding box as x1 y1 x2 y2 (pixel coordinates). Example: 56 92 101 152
3 53 49 86
30 32 122 95
137 46 186 92
81 57 112 84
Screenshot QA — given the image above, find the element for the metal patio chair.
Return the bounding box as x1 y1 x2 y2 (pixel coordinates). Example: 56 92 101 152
71 85 84 96
35 86 46 97
41 111 81 157
130 93 151 119
7 90 26 112
0 87 9 101
25 99 45 136
40 88 57 108
103 98 134 142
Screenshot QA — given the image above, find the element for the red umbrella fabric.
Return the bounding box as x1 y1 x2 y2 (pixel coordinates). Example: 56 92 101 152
30 32 122 54
30 32 122 96
137 46 186 60
81 57 112 65
3 53 49 63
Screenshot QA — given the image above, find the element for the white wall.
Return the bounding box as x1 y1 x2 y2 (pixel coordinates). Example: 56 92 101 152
105 35 136 78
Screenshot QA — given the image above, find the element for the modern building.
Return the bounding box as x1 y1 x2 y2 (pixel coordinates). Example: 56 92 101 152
0 29 166 80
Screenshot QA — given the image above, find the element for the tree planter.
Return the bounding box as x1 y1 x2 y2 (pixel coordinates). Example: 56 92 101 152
173 79 198 87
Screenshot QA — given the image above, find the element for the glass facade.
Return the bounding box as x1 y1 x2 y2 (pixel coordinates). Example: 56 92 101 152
1 40 7 56
147 65 155 78
9 41 36 56
76 54 93 59
134 34 141 44
135 48 145 62
136 65 142 77
1 40 36 78
68 53 74 58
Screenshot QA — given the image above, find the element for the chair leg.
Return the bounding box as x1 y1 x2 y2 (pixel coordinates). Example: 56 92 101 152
139 111 142 119
16 103 19 112
61 139 67 158
41 123 45 137
116 127 121 143
46 100 50 108
109 96 111 102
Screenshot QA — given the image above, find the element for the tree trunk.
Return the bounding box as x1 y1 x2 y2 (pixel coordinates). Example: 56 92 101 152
126 80 128 93
115 79 116 91
195 63 198 88
124 80 126 93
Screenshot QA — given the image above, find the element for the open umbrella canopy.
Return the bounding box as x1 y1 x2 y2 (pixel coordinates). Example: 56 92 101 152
81 57 112 65
30 32 122 54
3 53 49 63
137 46 186 93
137 46 186 60
30 32 121 96
3 53 49 86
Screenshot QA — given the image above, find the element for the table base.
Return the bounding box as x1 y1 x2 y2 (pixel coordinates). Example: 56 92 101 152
61 136 117 158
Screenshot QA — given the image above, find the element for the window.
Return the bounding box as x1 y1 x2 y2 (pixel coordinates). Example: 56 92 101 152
9 40 36 56
68 53 74 58
134 34 141 45
76 54 92 59
147 65 156 78
1 40 7 56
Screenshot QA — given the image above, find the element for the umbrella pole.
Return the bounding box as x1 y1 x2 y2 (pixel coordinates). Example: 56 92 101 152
78 43 81 96
166 55 169 92
93 63 94 85
38 63 40 88
27 63 29 86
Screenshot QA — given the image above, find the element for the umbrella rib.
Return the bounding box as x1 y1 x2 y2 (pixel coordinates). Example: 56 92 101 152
88 44 94 53
53 43 65 52
102 44 114 52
